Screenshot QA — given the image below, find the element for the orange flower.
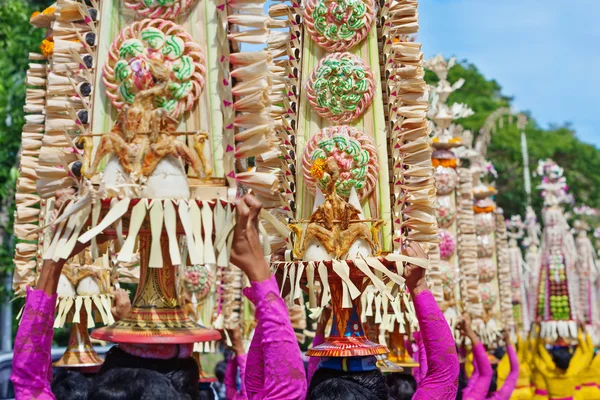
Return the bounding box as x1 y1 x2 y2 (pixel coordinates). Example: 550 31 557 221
40 39 54 57
310 158 326 180
432 158 457 169
30 11 41 19
42 6 56 15
473 205 496 214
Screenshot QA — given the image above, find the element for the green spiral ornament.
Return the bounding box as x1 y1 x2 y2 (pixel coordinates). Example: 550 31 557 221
305 0 374 52
306 52 374 124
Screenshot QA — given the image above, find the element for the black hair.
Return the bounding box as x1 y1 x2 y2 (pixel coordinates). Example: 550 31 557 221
551 346 573 371
307 368 388 400
52 369 91 400
493 347 506 361
198 386 215 400
387 373 416 400
214 360 227 384
99 346 200 400
90 367 188 400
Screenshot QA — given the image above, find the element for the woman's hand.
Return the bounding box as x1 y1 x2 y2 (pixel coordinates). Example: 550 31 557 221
227 327 245 356
402 241 428 296
111 288 132 321
230 194 271 283
459 313 479 344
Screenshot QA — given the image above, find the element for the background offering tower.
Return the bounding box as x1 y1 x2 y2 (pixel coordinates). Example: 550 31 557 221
425 55 481 334
535 159 578 339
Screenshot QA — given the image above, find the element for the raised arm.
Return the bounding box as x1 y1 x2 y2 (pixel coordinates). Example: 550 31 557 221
489 343 519 400
11 190 98 400
413 331 428 386
463 351 481 399
404 242 459 400
567 330 593 377
226 328 249 400
232 195 307 400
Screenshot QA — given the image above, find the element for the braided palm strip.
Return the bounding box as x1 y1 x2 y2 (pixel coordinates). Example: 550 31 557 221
304 0 375 52
102 19 206 120
305 52 374 124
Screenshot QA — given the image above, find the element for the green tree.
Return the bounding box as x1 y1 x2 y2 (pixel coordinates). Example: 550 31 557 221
426 60 600 219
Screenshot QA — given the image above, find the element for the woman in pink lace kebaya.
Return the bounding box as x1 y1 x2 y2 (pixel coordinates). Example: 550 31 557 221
306 242 460 400
461 317 520 400
11 194 307 400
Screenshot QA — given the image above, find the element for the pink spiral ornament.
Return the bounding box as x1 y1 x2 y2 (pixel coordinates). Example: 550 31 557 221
306 52 374 124
184 264 214 300
124 0 197 20
102 19 206 120
438 229 456 260
304 0 375 52
302 125 378 201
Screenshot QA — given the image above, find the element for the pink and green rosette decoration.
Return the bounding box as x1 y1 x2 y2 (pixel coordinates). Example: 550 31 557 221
103 19 206 120
303 125 379 201
124 0 198 20
306 52 375 124
304 0 375 52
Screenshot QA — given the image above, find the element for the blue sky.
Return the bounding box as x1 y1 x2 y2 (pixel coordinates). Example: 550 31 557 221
418 0 600 146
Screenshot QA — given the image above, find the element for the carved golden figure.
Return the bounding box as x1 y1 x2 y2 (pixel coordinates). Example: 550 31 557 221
291 158 383 259
79 58 211 181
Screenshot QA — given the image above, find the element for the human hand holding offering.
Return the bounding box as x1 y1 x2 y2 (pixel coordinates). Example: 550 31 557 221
226 327 245 356
402 241 428 296
230 194 271 283
111 288 132 321
459 313 480 345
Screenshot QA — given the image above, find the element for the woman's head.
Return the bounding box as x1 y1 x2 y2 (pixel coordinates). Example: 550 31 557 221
51 369 90 400
89 367 188 399
551 346 573 371
387 373 416 400
98 345 200 399
308 367 388 400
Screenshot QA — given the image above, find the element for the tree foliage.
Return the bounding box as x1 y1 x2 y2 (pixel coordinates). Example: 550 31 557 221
425 61 600 219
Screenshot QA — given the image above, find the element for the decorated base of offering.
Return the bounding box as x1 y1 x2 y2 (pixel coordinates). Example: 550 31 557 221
54 322 104 368
92 236 220 344
386 329 419 368
80 199 226 345
273 256 414 358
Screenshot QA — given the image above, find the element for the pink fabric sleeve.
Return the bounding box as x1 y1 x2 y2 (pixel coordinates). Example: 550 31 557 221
464 343 493 400
487 345 519 400
245 325 264 397
10 288 57 400
413 331 428 386
463 354 480 399
226 354 249 400
412 290 459 400
225 355 239 399
242 276 307 399
307 334 325 384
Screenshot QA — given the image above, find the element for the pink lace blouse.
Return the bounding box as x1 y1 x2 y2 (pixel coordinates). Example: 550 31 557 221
412 290 459 400
226 353 248 400
10 287 57 400
243 276 307 399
